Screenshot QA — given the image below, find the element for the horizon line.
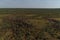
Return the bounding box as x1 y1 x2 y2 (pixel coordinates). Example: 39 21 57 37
0 7 60 9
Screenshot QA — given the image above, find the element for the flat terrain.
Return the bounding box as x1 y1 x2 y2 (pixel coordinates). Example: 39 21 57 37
0 8 60 40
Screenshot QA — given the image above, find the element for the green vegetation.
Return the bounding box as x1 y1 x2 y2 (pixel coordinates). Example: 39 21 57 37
0 8 60 40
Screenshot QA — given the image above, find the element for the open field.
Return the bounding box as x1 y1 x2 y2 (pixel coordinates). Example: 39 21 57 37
0 8 60 40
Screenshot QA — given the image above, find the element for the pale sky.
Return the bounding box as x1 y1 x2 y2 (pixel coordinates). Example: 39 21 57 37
0 0 60 8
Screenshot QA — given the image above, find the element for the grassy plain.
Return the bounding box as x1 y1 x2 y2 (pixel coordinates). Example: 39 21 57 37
0 8 60 40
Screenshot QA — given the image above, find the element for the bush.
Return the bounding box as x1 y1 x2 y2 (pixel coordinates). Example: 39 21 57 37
2 16 34 40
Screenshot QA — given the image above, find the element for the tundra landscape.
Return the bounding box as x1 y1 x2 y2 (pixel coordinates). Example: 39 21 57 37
0 8 60 40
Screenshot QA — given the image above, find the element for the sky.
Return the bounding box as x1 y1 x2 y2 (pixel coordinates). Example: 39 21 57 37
0 0 60 8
